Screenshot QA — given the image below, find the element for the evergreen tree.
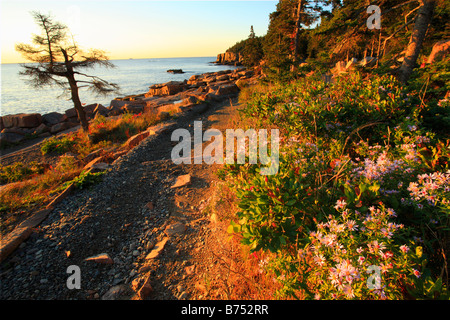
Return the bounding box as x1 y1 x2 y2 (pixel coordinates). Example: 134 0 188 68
263 0 298 78
242 26 264 67
263 0 327 77
16 12 119 133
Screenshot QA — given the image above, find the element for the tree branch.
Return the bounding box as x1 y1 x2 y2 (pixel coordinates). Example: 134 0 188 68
382 14 417 56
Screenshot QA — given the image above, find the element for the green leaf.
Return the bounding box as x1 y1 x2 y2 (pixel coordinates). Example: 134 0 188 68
286 199 296 206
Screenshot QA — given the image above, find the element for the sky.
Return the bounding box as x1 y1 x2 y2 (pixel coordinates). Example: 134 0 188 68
0 0 278 63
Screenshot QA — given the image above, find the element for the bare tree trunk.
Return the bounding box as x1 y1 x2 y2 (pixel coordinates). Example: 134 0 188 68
61 48 89 133
291 0 304 72
398 0 435 84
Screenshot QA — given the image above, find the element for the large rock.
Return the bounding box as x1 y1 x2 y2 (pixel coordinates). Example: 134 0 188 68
164 222 186 237
171 174 191 188
427 39 450 64
108 104 125 116
32 123 50 135
167 69 184 74
1 127 26 135
2 113 42 128
110 99 128 109
137 275 153 300
50 122 76 134
235 69 254 78
65 108 78 118
146 81 186 97
42 112 65 126
83 156 105 171
123 104 144 114
180 103 209 114
215 83 240 96
94 104 109 117
145 237 169 260
84 103 99 114
0 132 24 145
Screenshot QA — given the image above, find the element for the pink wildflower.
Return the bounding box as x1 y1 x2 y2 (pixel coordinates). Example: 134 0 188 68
400 245 410 253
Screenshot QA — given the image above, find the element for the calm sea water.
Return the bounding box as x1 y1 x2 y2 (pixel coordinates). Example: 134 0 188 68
1 57 236 116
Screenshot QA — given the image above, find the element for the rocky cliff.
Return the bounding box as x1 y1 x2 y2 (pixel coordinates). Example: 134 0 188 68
215 52 243 66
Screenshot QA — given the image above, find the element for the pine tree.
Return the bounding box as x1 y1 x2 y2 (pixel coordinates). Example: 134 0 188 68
16 12 119 133
263 0 298 78
242 26 264 67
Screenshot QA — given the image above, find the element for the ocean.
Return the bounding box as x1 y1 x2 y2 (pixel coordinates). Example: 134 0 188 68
1 57 237 116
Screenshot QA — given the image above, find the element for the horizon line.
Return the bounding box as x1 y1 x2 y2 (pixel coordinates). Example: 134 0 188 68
1 55 220 65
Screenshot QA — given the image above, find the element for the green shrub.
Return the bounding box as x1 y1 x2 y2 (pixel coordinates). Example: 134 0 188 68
70 170 105 189
0 162 45 184
224 71 449 299
41 136 76 155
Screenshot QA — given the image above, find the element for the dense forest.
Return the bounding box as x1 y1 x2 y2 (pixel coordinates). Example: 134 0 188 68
227 0 449 85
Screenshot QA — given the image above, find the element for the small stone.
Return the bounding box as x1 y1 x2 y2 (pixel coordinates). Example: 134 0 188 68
145 237 169 260
138 264 152 273
164 222 186 236
85 253 114 264
145 202 154 210
145 241 155 250
184 265 196 275
101 284 130 300
170 174 191 188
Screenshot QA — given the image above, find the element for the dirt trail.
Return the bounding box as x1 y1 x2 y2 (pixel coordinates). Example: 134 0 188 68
0 96 246 300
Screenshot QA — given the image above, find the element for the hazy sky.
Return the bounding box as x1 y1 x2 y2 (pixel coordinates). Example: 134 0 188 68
0 0 277 63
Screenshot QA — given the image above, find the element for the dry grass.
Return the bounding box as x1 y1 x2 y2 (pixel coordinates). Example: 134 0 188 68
238 81 275 106
190 94 287 299
0 163 81 236
0 111 164 237
193 181 283 300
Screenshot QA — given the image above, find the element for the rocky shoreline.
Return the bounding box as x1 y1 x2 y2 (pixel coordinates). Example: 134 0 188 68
0 92 242 301
0 66 257 149
0 64 262 300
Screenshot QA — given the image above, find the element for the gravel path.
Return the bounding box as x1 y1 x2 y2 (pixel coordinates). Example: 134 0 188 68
0 97 239 300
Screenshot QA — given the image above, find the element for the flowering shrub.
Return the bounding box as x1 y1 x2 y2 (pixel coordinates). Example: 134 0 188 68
297 201 421 299
224 72 449 299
